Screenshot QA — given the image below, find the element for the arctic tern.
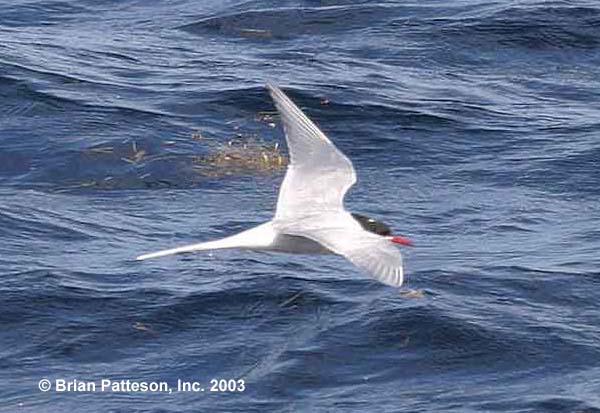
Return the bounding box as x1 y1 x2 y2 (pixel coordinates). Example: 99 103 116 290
137 83 413 287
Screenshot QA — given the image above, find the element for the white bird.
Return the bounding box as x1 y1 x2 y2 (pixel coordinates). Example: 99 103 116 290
137 83 413 287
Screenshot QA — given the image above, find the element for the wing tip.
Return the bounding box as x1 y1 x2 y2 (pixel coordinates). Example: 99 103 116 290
136 251 166 261
266 81 280 94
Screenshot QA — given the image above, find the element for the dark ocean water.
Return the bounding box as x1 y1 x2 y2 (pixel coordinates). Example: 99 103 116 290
2 1 600 411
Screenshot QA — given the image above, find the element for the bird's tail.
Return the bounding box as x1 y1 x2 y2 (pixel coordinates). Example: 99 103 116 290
136 238 235 261
136 222 275 261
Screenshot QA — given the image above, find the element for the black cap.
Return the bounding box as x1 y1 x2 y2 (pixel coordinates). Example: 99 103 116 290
351 213 391 236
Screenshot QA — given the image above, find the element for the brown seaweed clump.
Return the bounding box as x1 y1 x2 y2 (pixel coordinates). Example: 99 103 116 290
192 133 287 177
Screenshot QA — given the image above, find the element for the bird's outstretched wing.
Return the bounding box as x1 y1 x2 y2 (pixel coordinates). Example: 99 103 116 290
276 214 404 287
267 83 356 220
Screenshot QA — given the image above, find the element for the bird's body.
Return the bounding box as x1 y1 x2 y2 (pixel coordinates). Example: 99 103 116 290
137 83 412 287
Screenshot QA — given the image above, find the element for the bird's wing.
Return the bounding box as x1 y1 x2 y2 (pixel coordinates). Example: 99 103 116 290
276 214 404 287
267 83 356 220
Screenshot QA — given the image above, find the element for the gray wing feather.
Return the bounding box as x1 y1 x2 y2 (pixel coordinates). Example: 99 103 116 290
307 228 404 287
276 215 404 288
267 83 356 219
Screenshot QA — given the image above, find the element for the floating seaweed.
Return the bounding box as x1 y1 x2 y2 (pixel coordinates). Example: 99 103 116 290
69 116 288 191
399 289 425 299
85 146 114 155
120 141 146 164
191 133 287 177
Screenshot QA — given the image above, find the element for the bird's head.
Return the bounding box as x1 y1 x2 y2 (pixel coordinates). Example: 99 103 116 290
351 213 413 246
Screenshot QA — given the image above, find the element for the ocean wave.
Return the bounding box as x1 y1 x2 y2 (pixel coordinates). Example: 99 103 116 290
179 5 403 39
0 207 93 241
440 5 600 50
0 1 90 27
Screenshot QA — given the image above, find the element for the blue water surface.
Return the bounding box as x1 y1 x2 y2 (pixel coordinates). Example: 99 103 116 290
1 1 600 412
